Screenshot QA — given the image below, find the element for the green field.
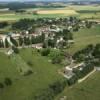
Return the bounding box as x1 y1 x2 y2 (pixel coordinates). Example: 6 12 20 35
0 49 63 100
67 25 100 54
55 72 100 100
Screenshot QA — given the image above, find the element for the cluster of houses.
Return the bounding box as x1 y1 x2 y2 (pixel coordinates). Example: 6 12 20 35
0 24 73 49
0 18 99 52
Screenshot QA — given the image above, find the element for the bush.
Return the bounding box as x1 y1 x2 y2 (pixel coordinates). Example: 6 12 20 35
4 77 12 86
41 48 50 56
0 83 4 88
34 79 67 100
27 61 33 67
12 46 19 54
67 75 78 86
48 49 64 64
24 70 33 76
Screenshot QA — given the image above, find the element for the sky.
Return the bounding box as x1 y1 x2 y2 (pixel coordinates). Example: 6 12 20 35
0 0 100 2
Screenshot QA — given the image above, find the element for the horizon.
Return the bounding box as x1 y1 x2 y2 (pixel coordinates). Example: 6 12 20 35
0 0 100 2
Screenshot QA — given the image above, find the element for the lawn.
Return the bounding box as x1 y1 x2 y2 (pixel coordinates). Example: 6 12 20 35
0 48 63 100
55 72 100 100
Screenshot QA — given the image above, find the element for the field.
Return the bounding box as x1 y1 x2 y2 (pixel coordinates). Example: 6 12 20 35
55 72 100 100
0 5 100 22
67 25 100 54
37 9 77 15
0 49 63 100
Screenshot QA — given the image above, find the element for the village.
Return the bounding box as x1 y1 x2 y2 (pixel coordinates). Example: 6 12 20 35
0 17 99 84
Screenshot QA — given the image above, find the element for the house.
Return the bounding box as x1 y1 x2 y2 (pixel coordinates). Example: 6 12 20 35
63 62 85 79
63 67 75 79
32 43 43 49
6 49 14 56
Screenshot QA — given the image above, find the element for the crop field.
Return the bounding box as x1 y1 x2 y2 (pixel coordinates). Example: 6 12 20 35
68 5 100 11
37 9 77 15
0 5 100 22
0 49 63 100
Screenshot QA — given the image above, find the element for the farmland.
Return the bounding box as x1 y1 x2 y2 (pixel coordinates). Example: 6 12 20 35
0 5 100 22
37 9 77 15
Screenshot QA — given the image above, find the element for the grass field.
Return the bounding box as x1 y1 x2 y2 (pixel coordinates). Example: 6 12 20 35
0 49 63 100
67 25 100 54
55 72 100 100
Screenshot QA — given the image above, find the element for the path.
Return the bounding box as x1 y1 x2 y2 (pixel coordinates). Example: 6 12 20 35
78 68 96 83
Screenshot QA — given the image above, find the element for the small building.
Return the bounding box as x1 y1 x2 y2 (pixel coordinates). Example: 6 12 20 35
64 67 75 79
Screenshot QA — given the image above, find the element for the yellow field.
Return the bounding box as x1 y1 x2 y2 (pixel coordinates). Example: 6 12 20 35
37 9 78 15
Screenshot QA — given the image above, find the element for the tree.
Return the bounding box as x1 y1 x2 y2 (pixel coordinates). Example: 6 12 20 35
12 19 33 30
48 39 55 48
5 38 9 48
10 37 18 47
0 41 4 48
85 21 92 28
24 36 30 45
27 61 33 67
18 37 23 46
0 22 8 28
48 49 64 64
92 44 100 58
67 75 78 86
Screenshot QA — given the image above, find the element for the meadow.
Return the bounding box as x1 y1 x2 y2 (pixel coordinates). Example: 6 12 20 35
0 49 64 100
